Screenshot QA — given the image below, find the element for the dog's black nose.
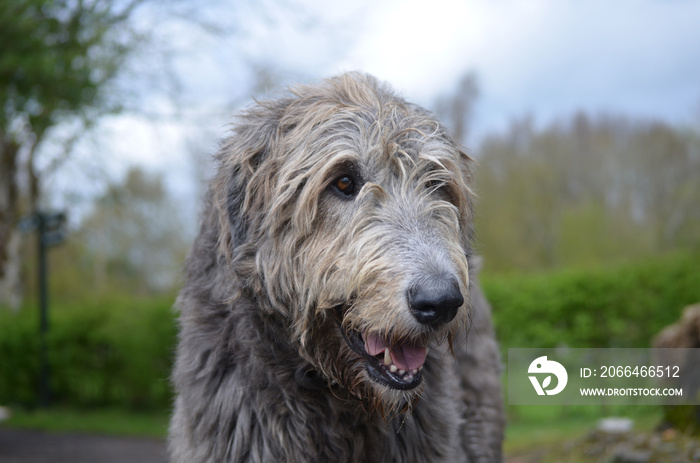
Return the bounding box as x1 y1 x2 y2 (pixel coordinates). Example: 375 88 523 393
408 278 463 325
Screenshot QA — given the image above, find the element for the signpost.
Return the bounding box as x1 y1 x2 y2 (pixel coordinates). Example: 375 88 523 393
18 211 67 408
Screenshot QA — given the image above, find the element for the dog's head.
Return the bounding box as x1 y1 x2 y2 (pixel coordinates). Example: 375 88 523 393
214 72 474 412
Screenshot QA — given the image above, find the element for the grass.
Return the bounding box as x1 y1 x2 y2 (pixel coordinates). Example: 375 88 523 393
0 407 170 438
504 406 664 457
2 406 689 463
0 404 664 449
506 416 599 451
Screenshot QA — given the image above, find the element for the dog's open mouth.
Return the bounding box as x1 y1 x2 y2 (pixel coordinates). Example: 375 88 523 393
340 327 425 390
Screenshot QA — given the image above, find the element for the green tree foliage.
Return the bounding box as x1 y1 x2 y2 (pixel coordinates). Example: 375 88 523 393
0 0 146 306
49 167 189 296
0 0 140 140
475 114 700 272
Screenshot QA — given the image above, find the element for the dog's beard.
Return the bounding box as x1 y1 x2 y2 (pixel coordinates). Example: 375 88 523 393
336 334 425 420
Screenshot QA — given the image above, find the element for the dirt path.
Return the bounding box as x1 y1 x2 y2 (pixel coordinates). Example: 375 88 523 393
0 428 167 463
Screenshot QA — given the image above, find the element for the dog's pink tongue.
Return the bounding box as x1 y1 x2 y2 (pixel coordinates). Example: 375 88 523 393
363 333 427 371
390 340 427 371
364 332 388 356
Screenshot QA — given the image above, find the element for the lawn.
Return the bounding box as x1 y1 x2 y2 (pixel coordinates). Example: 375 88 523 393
0 407 170 438
0 405 664 453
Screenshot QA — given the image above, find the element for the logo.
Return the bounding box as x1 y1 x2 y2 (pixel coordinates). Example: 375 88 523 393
528 356 568 395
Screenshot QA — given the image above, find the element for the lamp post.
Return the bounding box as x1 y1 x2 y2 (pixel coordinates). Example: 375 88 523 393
18 211 67 408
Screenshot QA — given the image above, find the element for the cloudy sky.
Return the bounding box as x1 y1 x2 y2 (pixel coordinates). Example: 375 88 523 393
179 0 700 143
346 0 700 139
51 0 700 225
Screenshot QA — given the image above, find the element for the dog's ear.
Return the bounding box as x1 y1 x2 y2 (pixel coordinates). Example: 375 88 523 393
456 147 476 257
212 100 292 262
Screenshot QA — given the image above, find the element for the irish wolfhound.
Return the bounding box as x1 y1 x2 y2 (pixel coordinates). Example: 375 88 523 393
169 72 505 462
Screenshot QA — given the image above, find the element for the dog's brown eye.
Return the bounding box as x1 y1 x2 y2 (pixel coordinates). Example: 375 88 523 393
334 176 356 196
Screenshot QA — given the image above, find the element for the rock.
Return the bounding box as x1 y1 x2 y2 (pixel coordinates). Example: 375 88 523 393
612 446 652 463
598 417 634 434
0 406 11 422
661 428 677 441
652 303 700 436
653 303 700 349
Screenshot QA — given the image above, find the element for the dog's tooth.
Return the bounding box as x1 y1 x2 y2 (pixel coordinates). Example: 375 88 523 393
398 369 405 375
418 366 423 371
411 369 417 374
389 364 398 373
383 348 391 365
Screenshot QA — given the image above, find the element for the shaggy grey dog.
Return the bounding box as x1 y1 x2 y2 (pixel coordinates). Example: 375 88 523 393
169 72 505 462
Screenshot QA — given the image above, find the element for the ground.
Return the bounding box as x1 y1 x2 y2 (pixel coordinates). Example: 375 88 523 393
2 418 698 462
0 428 167 463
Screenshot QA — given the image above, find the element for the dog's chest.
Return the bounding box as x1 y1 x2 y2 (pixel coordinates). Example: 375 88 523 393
312 395 462 463
356 408 462 463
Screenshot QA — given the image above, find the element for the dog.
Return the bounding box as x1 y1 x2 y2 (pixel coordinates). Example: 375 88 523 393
169 72 505 462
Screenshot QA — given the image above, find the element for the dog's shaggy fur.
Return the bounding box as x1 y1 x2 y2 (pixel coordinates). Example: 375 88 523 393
169 72 505 462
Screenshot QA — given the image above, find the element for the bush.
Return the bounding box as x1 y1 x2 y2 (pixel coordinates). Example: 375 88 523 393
0 295 177 410
483 252 700 349
1 253 698 410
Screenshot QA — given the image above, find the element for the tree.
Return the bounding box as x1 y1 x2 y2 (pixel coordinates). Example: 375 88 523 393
475 113 700 273
0 0 147 307
434 72 479 146
76 167 189 294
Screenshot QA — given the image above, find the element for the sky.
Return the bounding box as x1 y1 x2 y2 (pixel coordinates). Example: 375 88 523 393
251 0 700 141
49 0 700 228
202 0 700 138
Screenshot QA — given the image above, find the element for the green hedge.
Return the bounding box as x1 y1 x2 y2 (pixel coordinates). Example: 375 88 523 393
0 296 177 410
483 252 700 349
1 253 698 409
